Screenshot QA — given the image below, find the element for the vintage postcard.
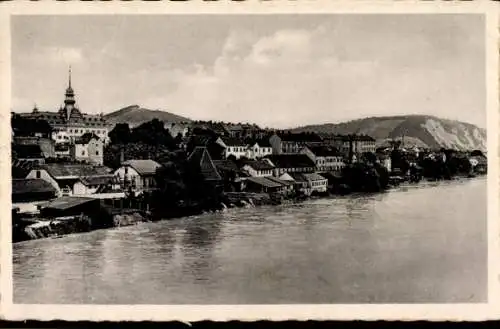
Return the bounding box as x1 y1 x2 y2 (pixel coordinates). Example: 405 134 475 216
0 0 499 322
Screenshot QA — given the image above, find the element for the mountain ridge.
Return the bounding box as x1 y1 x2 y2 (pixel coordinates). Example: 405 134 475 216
292 114 486 151
105 105 192 128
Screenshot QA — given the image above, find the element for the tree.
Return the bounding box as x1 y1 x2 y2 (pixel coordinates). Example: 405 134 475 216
109 123 131 144
471 150 484 157
361 152 377 164
174 133 183 145
130 119 177 149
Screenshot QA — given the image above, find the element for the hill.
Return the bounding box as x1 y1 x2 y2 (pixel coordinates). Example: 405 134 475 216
292 115 486 151
105 105 192 128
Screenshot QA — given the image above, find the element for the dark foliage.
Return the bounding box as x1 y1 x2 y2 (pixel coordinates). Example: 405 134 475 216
11 116 52 137
341 162 389 193
108 123 132 144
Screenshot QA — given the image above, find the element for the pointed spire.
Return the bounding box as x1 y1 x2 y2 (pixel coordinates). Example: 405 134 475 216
68 65 72 89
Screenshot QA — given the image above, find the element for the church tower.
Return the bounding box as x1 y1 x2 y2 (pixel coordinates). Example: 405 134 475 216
58 66 80 121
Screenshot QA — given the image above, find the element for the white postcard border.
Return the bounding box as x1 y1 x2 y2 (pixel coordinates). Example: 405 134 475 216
0 0 499 321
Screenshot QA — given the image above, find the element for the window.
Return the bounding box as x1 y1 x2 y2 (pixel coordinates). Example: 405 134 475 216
81 151 85 156
96 151 99 156
36 170 41 179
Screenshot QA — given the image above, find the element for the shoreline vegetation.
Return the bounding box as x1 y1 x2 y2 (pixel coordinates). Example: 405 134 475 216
12 119 487 243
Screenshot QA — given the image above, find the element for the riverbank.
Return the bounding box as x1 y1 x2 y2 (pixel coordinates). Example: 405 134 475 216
13 174 486 243
13 177 487 304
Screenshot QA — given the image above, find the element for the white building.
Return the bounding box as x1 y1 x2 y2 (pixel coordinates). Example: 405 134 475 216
216 137 248 159
300 146 345 172
245 140 273 160
25 163 114 196
241 160 274 177
114 159 162 191
70 133 104 165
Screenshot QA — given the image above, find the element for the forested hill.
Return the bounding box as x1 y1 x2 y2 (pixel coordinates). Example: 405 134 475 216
105 105 191 128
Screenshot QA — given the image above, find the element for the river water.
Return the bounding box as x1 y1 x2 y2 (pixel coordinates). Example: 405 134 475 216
13 178 487 304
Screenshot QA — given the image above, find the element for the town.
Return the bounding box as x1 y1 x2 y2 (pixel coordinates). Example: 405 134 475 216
11 70 488 242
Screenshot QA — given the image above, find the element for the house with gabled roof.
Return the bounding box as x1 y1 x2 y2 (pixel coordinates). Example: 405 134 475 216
25 163 114 196
70 132 104 165
241 160 274 177
264 154 317 176
245 137 273 159
300 145 345 172
114 159 162 192
215 136 249 159
187 147 222 182
12 178 59 214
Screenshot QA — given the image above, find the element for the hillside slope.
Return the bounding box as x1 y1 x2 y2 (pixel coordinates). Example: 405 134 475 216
293 115 486 151
105 105 192 128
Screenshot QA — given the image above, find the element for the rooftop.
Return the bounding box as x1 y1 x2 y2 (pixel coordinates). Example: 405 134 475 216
122 159 162 176
219 137 247 147
246 176 282 188
212 159 239 172
246 137 272 148
75 132 100 144
305 145 342 157
12 144 44 159
277 132 323 143
265 154 316 169
187 147 222 181
40 196 97 211
38 163 112 179
302 173 328 181
12 178 58 196
79 175 119 186
241 160 275 171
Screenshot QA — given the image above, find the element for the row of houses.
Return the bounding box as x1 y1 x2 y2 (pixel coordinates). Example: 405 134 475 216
12 146 336 214
13 132 105 166
185 129 376 164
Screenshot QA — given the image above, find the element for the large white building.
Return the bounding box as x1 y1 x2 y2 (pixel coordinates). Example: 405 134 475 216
18 67 111 145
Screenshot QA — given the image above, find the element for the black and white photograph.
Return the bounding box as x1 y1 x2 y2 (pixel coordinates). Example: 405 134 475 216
1 2 499 321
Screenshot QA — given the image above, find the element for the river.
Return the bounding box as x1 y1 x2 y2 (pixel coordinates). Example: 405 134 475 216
13 178 487 304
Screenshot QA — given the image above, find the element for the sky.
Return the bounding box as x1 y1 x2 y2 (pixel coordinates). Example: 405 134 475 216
11 14 486 129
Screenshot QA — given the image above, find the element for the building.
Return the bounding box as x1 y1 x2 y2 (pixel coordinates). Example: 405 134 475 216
114 159 162 192
70 133 104 165
216 137 249 160
288 172 328 195
245 138 273 159
73 176 121 196
264 154 317 176
17 67 111 145
186 147 223 194
11 112 52 139
164 122 190 138
13 136 56 159
245 176 287 194
241 160 274 177
300 145 345 172
12 144 45 165
213 159 244 192
38 196 105 227
25 163 114 196
269 132 324 154
12 178 58 214
469 155 487 174
321 134 377 159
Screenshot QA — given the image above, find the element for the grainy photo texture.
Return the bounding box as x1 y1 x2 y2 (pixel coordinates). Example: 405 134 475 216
5 10 494 311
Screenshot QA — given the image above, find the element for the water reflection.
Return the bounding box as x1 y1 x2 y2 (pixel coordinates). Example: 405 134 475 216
181 216 224 282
